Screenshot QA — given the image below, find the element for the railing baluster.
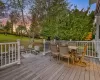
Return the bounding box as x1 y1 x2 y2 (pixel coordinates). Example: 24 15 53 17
1 45 2 66
5 44 6 65
80 42 83 53
89 42 90 57
78 42 80 53
9 44 10 64
92 42 93 57
12 44 13 62
87 42 89 57
76 41 78 53
15 44 16 61
95 41 96 57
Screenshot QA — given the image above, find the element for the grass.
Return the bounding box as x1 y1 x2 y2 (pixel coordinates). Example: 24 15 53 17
0 34 43 48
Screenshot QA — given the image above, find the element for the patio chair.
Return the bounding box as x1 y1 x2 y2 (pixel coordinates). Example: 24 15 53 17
25 44 33 54
59 45 70 65
32 45 40 55
76 44 88 66
50 44 59 62
20 45 26 54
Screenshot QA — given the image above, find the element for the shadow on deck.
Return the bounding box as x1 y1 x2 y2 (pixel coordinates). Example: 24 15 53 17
0 53 100 80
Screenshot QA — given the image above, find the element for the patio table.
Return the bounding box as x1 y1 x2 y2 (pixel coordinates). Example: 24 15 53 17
68 46 78 50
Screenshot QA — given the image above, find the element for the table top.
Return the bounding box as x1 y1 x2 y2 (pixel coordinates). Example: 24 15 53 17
68 46 78 50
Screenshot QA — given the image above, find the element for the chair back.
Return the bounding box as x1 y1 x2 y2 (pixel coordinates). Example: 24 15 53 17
20 46 24 50
59 45 69 56
50 44 58 53
28 45 32 49
34 46 40 51
81 44 88 60
60 41 68 46
68 42 76 46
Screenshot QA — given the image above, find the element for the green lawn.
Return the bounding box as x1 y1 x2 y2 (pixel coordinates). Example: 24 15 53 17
0 34 43 48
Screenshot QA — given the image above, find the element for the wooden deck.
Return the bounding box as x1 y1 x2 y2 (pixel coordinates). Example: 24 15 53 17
0 53 100 80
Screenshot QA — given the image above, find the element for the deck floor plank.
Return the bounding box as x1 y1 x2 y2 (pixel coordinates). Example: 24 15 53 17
84 58 90 80
90 58 95 80
50 65 66 80
78 67 85 80
57 65 70 80
63 65 74 80
0 55 49 80
68 65 78 80
24 61 54 80
94 59 100 80
74 66 81 80
0 54 100 80
41 64 61 80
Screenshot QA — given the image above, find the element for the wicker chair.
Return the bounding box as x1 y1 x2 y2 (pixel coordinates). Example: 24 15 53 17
59 45 70 65
76 44 88 66
20 46 26 54
50 44 59 62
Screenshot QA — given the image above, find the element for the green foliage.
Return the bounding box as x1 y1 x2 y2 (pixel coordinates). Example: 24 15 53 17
41 0 94 40
0 0 5 16
16 25 26 36
4 21 12 33
9 10 20 33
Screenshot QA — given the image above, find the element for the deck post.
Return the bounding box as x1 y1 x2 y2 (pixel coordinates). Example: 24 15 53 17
43 39 46 55
17 39 21 64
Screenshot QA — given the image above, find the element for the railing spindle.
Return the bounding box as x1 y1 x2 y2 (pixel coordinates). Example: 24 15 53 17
5 44 6 65
1 45 2 66
15 44 16 61
9 44 10 64
12 44 13 62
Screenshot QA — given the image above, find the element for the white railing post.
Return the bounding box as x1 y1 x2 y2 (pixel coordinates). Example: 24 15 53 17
17 39 21 64
43 39 46 55
98 41 100 61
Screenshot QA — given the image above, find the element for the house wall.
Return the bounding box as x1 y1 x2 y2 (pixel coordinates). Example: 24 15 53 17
95 16 100 59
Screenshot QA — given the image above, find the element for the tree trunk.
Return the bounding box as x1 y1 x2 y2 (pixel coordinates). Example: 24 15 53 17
12 22 13 34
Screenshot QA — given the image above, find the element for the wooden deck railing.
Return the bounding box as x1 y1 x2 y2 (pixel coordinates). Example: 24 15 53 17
0 40 20 69
43 40 100 59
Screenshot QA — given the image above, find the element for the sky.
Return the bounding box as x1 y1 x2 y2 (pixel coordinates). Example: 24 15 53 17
68 0 96 11
3 0 96 11
2 0 96 14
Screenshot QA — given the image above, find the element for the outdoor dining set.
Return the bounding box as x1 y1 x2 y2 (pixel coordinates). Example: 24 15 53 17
50 41 88 67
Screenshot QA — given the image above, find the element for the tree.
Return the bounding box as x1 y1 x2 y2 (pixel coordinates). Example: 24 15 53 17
41 0 69 39
16 25 26 36
65 7 94 40
41 1 94 40
4 21 12 35
9 10 20 33
8 0 31 35
0 0 5 17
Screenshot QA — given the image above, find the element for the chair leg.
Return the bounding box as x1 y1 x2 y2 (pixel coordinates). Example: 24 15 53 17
57 55 58 63
58 55 61 64
57 55 60 64
50 52 52 61
68 58 69 66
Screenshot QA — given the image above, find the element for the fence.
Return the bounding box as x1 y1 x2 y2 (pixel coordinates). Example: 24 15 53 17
43 40 100 59
0 40 20 69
